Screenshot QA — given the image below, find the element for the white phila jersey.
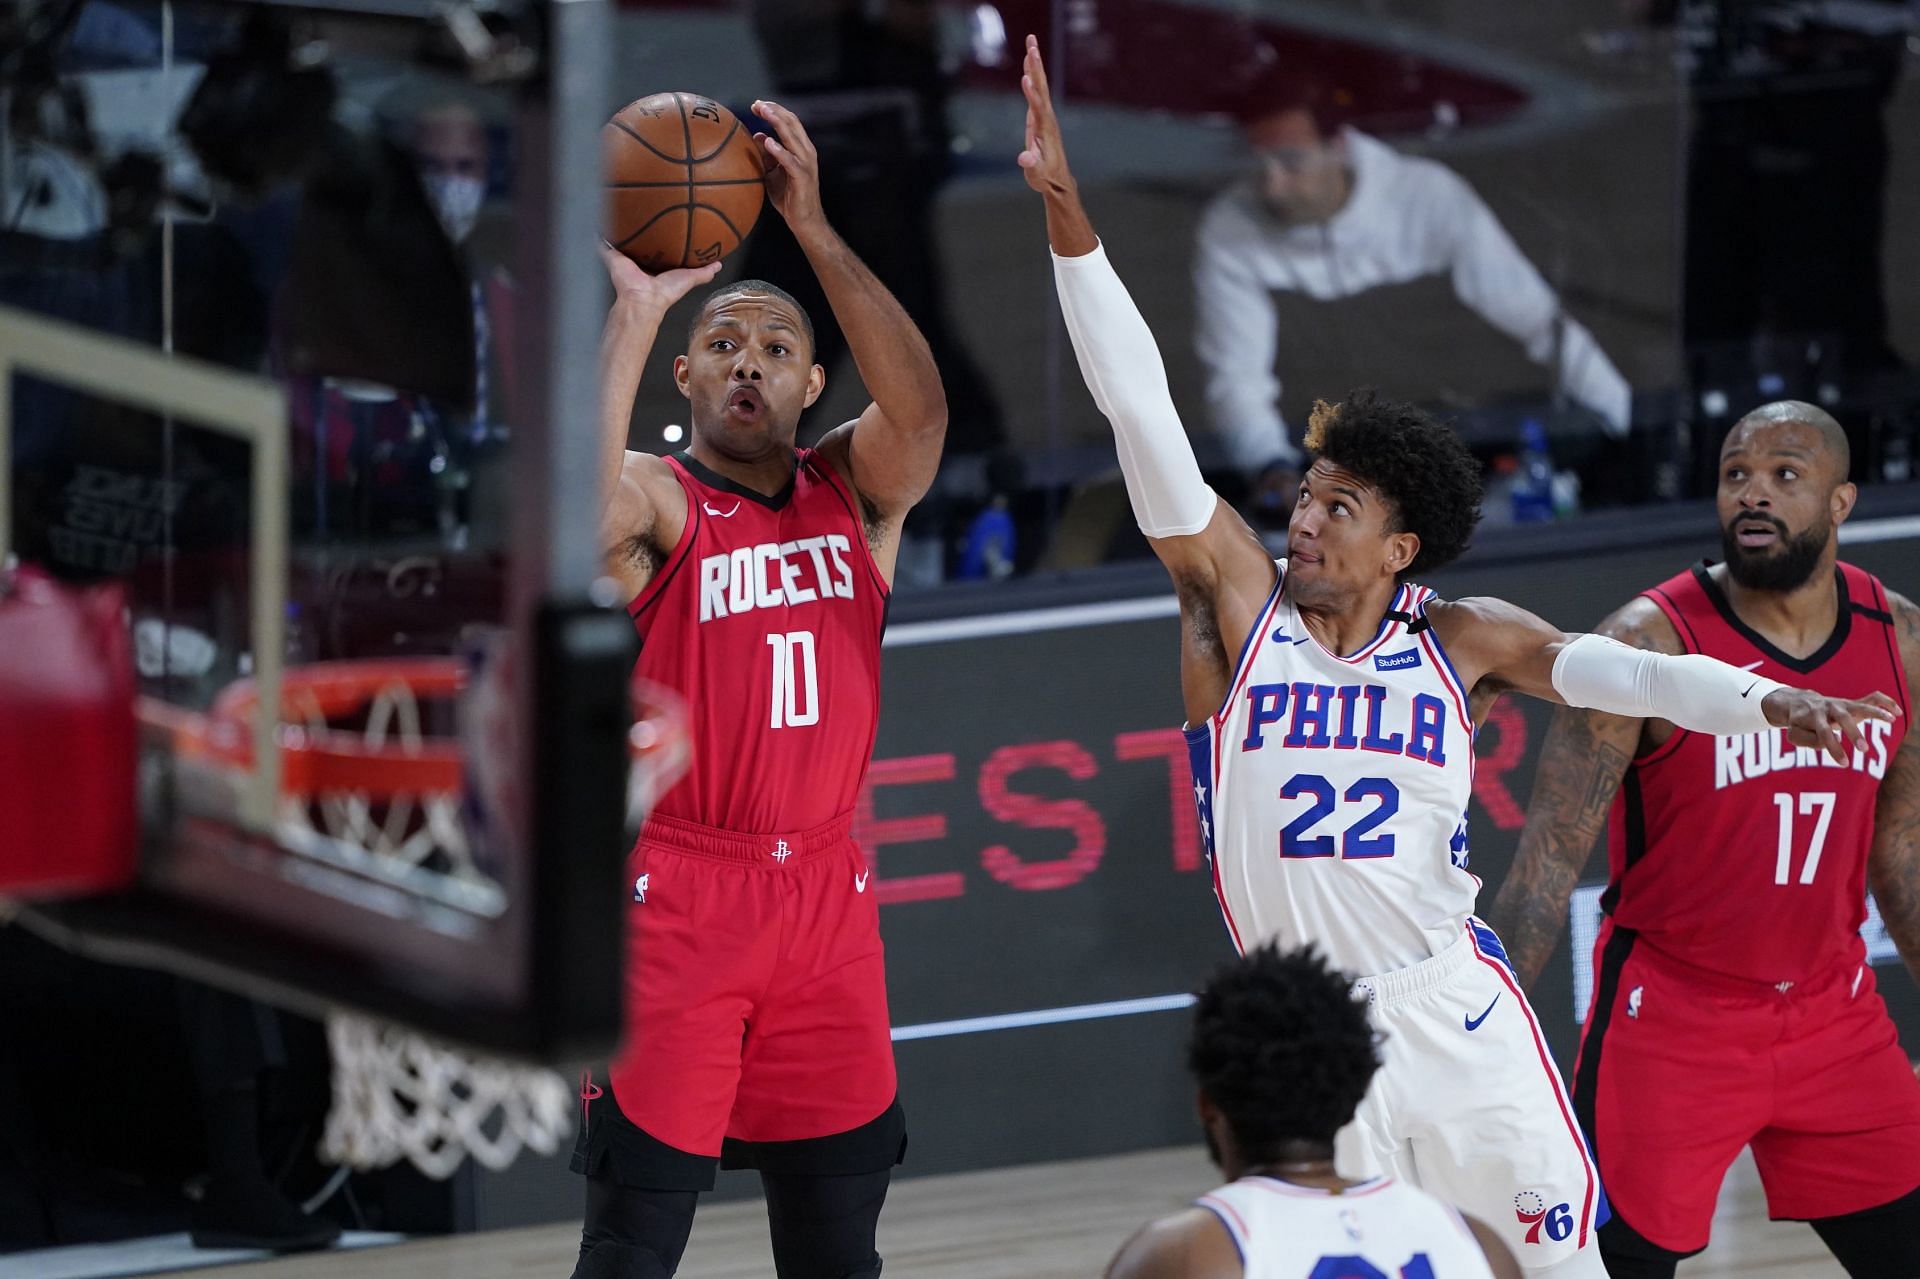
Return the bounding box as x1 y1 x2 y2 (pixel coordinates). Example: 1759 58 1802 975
1185 564 1480 975
1198 1174 1496 1279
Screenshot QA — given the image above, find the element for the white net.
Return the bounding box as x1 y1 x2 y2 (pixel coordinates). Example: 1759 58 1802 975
271 661 690 1181
320 1010 574 1179
276 671 506 916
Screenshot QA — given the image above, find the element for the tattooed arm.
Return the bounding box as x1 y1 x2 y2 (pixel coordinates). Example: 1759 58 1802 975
1484 596 1682 991
1869 591 1920 989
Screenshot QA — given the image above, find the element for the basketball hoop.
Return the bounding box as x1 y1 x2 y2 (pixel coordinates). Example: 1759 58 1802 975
140 654 691 1178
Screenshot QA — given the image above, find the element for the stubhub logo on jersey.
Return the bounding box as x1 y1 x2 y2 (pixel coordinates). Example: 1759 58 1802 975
699 535 859 622
1240 681 1450 767
1714 720 1894 790
1373 648 1422 672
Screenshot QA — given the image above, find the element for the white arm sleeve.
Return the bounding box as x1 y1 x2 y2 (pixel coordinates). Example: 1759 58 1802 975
1053 242 1219 538
1550 632 1786 735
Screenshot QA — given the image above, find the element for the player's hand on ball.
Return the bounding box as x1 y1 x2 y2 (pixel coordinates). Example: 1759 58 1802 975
1017 34 1073 195
599 242 719 313
1764 688 1901 763
751 100 825 233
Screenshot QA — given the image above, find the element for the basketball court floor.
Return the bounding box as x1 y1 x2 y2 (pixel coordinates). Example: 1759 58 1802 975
25 1147 1813 1279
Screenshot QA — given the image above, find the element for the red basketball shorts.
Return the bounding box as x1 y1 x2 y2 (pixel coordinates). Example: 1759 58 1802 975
1575 924 1920 1252
589 811 898 1178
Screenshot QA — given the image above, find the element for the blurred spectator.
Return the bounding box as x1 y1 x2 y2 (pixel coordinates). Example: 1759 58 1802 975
406 93 517 439
953 452 1024 581
1193 78 1632 476
283 89 513 546
743 0 1004 456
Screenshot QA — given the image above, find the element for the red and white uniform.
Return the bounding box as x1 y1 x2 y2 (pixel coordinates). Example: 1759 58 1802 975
1575 561 1920 1252
636 450 885 832
585 448 898 1174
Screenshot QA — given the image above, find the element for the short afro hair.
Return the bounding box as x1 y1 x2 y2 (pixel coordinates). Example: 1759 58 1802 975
689 278 815 355
1303 390 1482 578
1188 943 1381 1156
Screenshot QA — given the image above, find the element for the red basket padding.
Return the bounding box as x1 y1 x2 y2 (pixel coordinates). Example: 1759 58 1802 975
0 567 138 898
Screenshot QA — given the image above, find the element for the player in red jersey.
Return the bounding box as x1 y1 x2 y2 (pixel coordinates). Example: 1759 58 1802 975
568 100 946 1279
1488 401 1920 1278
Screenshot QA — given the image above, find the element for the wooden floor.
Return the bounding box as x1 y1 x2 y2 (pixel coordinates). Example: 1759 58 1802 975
164 1145 1846 1279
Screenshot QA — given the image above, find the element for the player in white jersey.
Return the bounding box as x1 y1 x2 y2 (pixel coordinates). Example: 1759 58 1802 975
1106 943 1520 1279
1014 34 1897 1279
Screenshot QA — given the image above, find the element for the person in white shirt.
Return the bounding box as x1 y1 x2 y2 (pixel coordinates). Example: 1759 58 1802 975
1104 942 1521 1279
1193 83 1632 475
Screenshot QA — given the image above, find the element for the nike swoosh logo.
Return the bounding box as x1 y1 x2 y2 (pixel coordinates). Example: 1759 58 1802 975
1741 681 1760 699
855 871 870 893
703 501 741 517
1465 993 1500 1031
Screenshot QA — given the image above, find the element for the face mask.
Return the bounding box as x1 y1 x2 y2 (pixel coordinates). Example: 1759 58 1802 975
424 172 485 244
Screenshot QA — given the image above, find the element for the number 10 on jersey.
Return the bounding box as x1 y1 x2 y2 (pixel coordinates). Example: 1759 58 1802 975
767 630 820 729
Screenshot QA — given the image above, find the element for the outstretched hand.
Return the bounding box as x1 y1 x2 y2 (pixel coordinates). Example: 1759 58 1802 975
1017 34 1074 195
752 99 826 234
599 242 719 314
1766 688 1902 763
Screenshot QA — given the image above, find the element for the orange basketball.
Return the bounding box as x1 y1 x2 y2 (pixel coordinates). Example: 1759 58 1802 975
605 93 766 272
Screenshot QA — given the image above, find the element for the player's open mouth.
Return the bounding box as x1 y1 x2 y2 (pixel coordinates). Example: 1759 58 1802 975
727 387 765 420
1734 518 1782 549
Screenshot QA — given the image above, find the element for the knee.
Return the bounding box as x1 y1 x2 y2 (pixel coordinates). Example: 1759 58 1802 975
574 1179 698 1279
1810 1184 1920 1279
762 1169 890 1279
570 1240 678 1279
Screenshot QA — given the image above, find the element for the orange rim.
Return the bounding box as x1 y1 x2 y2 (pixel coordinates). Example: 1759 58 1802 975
138 659 689 801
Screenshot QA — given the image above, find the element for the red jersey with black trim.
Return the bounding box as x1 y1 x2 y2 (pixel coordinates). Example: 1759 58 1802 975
1605 561 1909 984
628 448 888 833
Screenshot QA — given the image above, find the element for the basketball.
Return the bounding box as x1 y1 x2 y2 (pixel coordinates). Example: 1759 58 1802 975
605 92 766 273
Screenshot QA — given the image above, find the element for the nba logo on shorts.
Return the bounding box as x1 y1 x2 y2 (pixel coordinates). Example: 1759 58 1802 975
633 873 649 903
1627 985 1643 1019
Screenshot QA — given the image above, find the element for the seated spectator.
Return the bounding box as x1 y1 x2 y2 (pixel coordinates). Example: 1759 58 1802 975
1193 76 1632 478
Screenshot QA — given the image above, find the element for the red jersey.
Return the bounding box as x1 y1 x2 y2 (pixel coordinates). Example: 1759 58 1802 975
628 448 888 833
1605 561 1909 984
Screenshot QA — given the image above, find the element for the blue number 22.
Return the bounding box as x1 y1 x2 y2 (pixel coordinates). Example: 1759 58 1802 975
1280 775 1401 860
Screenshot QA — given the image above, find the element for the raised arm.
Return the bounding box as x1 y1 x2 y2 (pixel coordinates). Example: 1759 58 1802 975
749 100 947 550
597 247 717 594
1869 591 1920 989
1483 598 1676 990
1428 595 1899 763
1016 34 1275 723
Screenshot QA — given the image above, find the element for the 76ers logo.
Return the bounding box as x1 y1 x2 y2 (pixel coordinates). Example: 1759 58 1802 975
1514 1191 1574 1244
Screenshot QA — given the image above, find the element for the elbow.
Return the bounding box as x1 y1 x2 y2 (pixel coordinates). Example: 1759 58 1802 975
919 391 950 441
